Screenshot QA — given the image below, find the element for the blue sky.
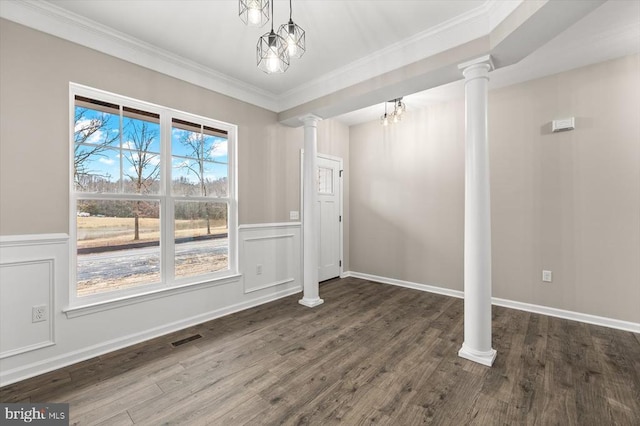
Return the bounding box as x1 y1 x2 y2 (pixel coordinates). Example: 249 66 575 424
75 106 228 191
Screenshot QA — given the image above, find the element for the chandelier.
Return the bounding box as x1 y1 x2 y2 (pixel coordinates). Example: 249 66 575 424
239 0 306 74
239 0 269 27
381 98 407 126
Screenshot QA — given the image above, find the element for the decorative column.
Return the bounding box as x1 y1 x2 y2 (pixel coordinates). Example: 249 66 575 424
299 114 324 308
457 55 496 367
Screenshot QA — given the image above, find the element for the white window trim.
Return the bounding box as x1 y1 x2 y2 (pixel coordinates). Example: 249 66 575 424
68 82 239 311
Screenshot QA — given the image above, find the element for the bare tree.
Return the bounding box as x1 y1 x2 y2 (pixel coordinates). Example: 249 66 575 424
123 120 160 240
73 108 119 189
177 132 225 234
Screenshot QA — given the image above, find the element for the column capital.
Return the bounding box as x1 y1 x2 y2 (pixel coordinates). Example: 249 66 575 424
300 114 323 127
458 54 494 79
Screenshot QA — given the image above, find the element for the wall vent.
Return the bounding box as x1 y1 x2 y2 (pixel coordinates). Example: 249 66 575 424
552 117 575 132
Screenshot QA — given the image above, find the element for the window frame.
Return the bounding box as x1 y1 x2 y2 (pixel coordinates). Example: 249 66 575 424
68 83 238 309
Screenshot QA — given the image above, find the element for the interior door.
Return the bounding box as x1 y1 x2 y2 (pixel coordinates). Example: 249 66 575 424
317 155 341 281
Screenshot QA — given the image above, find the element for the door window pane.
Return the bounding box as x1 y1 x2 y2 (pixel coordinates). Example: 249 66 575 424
318 166 333 194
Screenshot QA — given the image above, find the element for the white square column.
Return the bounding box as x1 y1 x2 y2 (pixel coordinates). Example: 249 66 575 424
458 55 497 366
299 114 324 308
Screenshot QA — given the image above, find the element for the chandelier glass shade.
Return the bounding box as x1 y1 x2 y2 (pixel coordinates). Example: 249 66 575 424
239 0 270 27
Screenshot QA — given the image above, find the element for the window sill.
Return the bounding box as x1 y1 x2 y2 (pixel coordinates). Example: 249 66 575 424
63 273 242 319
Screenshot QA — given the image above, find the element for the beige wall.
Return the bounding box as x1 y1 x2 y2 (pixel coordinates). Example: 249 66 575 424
0 19 349 233
349 55 640 323
350 100 466 288
0 19 353 384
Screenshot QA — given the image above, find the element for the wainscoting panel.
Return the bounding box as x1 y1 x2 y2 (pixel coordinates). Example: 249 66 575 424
239 223 302 294
0 234 68 359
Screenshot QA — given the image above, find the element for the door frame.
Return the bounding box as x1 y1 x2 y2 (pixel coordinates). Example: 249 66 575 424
300 150 344 279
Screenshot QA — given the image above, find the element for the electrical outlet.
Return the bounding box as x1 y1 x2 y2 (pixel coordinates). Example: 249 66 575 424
256 264 263 275
32 305 47 323
542 270 553 283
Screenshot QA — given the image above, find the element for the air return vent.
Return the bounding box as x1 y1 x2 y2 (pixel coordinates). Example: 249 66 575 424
552 117 575 132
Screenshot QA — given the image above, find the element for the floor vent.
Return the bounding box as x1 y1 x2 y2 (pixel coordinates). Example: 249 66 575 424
171 334 202 347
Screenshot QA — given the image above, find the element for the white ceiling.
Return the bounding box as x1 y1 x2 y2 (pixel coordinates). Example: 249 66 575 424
1 0 638 125
44 0 489 96
338 0 640 126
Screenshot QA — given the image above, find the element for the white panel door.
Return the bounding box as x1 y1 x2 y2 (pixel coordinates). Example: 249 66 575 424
317 156 341 281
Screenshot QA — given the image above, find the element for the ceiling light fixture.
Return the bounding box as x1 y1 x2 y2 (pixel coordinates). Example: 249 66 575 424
380 101 390 126
239 0 269 27
381 98 407 126
256 0 289 73
394 98 406 117
278 0 305 59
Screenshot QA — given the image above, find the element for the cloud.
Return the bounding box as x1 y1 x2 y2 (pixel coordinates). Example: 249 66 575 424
98 157 115 165
74 118 91 134
210 140 228 158
75 118 106 144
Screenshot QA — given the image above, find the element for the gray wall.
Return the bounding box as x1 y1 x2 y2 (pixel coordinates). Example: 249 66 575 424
349 54 640 323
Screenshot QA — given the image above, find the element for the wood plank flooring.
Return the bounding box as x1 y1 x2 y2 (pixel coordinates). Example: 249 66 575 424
2 277 639 425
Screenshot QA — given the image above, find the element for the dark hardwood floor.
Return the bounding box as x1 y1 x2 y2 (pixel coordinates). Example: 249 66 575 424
2 277 639 425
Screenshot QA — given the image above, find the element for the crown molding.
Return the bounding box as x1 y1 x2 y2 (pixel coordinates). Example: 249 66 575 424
485 0 523 31
274 0 522 111
1 0 522 114
0 0 280 111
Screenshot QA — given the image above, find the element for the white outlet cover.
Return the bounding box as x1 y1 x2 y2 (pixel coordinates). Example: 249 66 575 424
32 305 47 323
542 270 553 282
289 211 299 220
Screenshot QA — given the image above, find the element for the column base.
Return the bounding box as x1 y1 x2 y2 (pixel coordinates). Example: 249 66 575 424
298 298 324 308
458 344 497 367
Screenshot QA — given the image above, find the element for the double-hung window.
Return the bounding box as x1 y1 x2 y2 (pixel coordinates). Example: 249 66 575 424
70 84 237 307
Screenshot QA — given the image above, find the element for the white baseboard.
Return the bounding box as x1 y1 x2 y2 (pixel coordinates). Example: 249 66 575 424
491 297 640 334
0 287 301 387
346 271 464 299
343 271 640 334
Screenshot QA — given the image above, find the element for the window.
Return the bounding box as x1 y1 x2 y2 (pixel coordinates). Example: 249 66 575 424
70 84 237 306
